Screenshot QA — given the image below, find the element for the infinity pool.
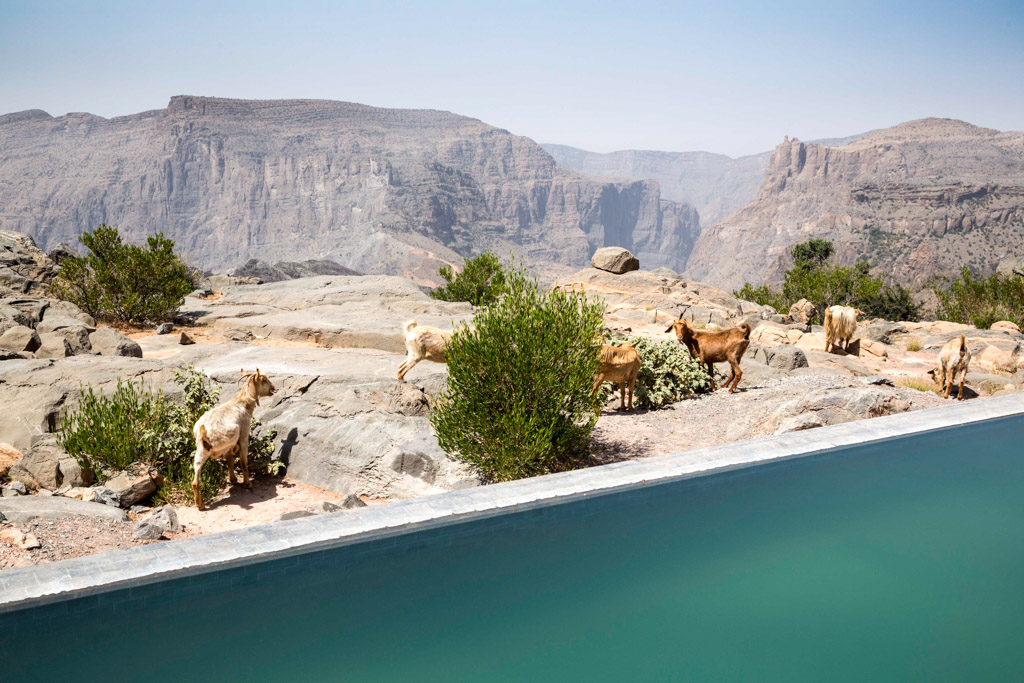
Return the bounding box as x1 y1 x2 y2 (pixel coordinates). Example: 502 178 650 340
3 416 1024 681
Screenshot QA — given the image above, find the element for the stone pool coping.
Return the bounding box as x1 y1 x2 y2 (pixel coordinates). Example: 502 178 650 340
3 392 1024 613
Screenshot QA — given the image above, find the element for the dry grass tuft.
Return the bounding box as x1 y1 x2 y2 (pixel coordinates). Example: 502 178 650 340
905 340 923 352
895 377 940 394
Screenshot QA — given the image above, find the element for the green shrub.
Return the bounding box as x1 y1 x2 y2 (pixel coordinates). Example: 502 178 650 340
734 240 919 323
933 267 1024 330
600 335 715 409
431 266 605 482
58 367 281 506
429 251 508 306
51 224 196 325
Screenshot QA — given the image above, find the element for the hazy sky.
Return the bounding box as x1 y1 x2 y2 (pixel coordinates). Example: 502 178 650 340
3 0 1023 157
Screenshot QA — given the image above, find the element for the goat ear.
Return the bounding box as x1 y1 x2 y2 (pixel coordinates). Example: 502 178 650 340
664 324 674 333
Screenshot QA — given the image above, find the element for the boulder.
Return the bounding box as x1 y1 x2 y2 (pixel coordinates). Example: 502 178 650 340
48 243 79 266
860 321 906 346
788 299 817 324
340 494 367 509
1014 369 1024 385
0 442 23 478
0 230 56 295
92 487 120 507
42 300 96 327
4 481 27 496
591 247 640 274
102 463 161 507
89 326 143 357
766 386 912 434
156 322 174 335
179 332 195 345
974 343 1024 375
0 495 128 523
131 504 181 539
35 333 74 358
7 436 63 490
0 325 40 353
858 339 889 358
996 256 1024 278
58 456 93 488
752 345 809 371
750 322 791 346
991 321 1021 334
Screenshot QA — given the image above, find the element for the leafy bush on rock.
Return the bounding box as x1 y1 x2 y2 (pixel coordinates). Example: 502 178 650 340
600 335 715 409
429 251 508 306
51 224 196 325
431 266 605 482
933 267 1024 330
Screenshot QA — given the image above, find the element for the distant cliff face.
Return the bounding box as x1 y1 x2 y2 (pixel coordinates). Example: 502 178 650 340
686 119 1024 291
0 97 699 282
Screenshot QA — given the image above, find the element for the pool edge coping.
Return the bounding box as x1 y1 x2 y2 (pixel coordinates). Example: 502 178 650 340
3 392 1024 614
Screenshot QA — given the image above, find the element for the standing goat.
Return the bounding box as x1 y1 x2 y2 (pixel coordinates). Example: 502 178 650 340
592 343 641 414
824 305 862 353
928 333 972 400
397 320 453 380
665 317 751 393
191 369 276 510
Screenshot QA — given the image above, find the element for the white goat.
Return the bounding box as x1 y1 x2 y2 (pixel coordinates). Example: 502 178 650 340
191 369 276 510
824 305 862 353
928 333 972 400
397 320 452 380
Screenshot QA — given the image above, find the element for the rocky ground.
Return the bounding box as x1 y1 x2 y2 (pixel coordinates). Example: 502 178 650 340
2 235 1023 568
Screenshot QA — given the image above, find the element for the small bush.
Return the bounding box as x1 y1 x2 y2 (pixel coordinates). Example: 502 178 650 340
600 335 715 409
431 266 605 482
905 340 922 352
51 224 196 325
734 240 919 323
933 267 1024 330
58 367 281 506
429 251 508 306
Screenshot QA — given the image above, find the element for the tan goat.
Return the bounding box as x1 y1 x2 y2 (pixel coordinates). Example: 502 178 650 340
192 369 276 510
928 333 972 399
397 320 453 380
824 305 862 353
592 343 641 414
665 318 751 393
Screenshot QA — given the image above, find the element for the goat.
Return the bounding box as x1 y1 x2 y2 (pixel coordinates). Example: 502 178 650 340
397 320 453 380
191 369 276 510
592 343 641 414
824 305 862 353
928 333 972 400
665 317 751 393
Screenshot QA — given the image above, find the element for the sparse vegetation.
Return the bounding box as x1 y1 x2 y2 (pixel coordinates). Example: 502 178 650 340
429 251 508 306
905 340 923 352
58 368 280 506
895 377 940 394
599 335 715 409
431 265 605 482
735 239 920 323
932 267 1024 330
51 225 196 325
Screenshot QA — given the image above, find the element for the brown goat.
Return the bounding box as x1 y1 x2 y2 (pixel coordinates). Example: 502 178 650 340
665 318 752 393
592 343 641 414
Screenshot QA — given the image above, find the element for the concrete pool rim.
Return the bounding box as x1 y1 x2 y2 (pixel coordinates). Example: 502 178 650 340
3 392 1024 614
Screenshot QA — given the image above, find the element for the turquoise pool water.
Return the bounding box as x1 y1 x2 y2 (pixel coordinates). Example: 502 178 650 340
3 416 1024 681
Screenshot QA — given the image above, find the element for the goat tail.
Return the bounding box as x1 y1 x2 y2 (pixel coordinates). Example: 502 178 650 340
404 319 419 334
739 322 752 339
824 306 833 326
959 333 967 355
198 424 212 452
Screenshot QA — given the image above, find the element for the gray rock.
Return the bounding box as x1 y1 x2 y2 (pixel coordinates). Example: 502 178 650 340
0 510 5 521
132 504 181 539
0 231 56 295
305 501 342 514
7 436 63 490
102 464 160 507
179 331 195 345
340 494 367 509
863 376 895 386
92 487 121 507
788 298 817 325
1013 369 1024 385
35 333 74 358
964 371 1013 389
0 325 41 353
277 510 316 521
48 242 79 266
860 322 906 346
58 456 93 488
156 322 174 335
89 326 143 357
42 299 96 327
0 495 128 523
591 247 640 274
765 386 912 434
752 345 808 371
7 481 27 495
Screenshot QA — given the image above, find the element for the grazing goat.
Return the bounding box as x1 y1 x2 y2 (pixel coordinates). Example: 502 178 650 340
824 305 862 353
665 318 751 393
592 343 641 414
928 333 972 400
192 369 276 510
397 320 453 380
